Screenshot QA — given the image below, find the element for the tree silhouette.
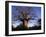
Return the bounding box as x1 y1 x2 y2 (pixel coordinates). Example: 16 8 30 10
14 11 31 29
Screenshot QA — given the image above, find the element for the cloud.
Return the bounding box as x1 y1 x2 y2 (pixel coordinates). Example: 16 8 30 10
12 20 22 28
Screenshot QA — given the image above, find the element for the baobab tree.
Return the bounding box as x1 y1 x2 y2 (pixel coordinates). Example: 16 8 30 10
15 11 31 29
20 11 31 29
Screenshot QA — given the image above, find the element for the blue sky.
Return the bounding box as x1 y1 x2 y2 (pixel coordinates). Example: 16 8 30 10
12 6 41 27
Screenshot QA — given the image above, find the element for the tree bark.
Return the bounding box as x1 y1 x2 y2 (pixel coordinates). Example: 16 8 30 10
23 19 28 29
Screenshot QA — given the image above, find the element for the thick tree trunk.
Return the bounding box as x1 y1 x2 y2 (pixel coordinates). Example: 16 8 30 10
23 19 28 29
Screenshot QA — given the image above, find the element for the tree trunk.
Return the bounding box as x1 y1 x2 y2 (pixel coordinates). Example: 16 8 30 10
23 19 28 29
